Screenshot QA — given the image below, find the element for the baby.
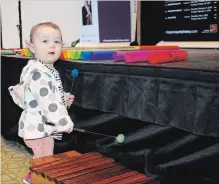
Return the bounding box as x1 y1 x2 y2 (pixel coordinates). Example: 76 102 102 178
8 22 74 184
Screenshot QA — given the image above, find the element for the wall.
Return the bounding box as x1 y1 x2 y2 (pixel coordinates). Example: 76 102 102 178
1 0 136 48
1 0 82 48
1 0 20 48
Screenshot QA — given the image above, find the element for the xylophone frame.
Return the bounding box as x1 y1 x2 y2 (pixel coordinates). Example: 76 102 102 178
30 150 159 184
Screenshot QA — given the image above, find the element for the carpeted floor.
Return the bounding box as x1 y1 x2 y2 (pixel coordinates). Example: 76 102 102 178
1 136 32 184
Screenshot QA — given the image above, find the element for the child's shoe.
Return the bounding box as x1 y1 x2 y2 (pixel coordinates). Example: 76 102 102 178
23 171 32 184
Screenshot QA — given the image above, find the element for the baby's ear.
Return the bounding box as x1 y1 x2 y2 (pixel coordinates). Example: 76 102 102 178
25 40 35 54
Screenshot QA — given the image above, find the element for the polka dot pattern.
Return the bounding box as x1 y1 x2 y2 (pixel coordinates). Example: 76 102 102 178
48 103 58 112
32 72 41 81
39 62 66 106
30 68 38 74
17 60 73 140
52 86 56 93
37 124 44 132
20 121 24 129
40 87 49 97
29 100 38 108
59 118 68 126
48 81 53 90
42 116 47 123
44 132 49 137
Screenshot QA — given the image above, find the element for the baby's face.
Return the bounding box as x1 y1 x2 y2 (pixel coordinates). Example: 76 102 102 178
31 27 62 64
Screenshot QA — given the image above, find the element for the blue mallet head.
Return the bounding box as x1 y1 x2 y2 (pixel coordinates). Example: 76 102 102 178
71 69 79 77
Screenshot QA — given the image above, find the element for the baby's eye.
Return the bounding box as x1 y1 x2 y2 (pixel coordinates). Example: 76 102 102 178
55 41 61 44
43 40 48 43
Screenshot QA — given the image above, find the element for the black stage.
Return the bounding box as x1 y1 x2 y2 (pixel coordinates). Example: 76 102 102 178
1 49 219 183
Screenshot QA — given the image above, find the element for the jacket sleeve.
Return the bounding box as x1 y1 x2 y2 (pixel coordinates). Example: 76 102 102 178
28 71 74 132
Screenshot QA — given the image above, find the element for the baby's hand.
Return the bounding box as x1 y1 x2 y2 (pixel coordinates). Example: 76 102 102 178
63 126 73 134
57 123 74 134
66 95 75 107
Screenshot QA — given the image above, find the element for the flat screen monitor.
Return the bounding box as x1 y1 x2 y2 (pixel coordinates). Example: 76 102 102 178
164 1 219 41
140 1 219 48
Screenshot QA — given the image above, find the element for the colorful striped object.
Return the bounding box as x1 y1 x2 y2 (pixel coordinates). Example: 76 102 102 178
148 50 188 64
20 49 33 57
139 45 179 50
113 50 148 62
124 51 157 63
80 50 115 60
1 49 15 55
17 45 185 64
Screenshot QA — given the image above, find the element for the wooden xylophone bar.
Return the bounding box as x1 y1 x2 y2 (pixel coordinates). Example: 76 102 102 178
31 150 159 184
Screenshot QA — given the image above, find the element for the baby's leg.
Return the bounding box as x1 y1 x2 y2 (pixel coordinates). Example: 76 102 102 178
23 137 54 183
24 136 54 158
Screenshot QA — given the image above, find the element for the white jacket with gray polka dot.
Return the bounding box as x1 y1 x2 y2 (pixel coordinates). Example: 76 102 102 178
8 59 74 139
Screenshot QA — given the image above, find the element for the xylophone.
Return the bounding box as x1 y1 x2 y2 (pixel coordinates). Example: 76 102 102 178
30 150 158 184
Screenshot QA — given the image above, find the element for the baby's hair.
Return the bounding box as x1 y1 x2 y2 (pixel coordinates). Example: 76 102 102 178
30 22 62 43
